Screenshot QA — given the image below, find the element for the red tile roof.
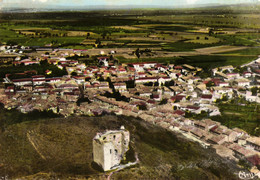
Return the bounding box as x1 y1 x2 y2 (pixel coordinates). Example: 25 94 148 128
186 105 200 110
246 154 260 166
174 66 183 69
201 94 212 99
171 95 185 101
173 110 185 116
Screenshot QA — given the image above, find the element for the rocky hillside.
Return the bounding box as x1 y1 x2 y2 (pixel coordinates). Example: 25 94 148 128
0 114 242 179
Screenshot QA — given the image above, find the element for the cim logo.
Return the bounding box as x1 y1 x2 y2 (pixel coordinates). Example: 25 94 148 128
239 171 255 180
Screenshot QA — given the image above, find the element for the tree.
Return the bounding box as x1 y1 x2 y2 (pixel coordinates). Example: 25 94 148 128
125 80 135 88
87 32 90 39
51 40 58 46
40 59 48 65
145 82 153 86
101 32 107 39
95 39 102 48
222 94 229 101
251 87 258 96
168 80 175 86
135 48 140 59
6 40 17 46
206 81 215 88
159 98 168 105
71 72 77 76
109 55 113 60
209 28 214 36
222 69 229 74
138 104 147 110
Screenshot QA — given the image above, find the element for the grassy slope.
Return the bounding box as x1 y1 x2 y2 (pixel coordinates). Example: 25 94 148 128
0 106 241 179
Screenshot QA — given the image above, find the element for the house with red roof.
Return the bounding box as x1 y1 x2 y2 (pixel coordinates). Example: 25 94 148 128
226 73 240 79
246 154 260 167
46 77 62 83
185 105 201 114
158 77 171 86
243 72 252 78
207 134 228 145
33 78 46 85
229 143 255 160
173 110 185 116
190 127 207 139
132 62 157 68
114 82 127 92
217 81 229 87
13 78 32 86
72 76 85 84
152 92 161 101
200 94 213 103
170 94 186 103
135 72 146 79
135 77 158 84
5 86 15 94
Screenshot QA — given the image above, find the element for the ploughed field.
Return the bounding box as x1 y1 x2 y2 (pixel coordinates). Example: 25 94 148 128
0 110 242 179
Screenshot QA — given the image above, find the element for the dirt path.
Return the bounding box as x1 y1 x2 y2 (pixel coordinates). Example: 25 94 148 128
107 153 139 180
223 111 243 116
194 45 248 55
27 131 46 160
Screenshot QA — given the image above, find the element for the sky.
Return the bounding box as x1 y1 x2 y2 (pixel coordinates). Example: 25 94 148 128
1 0 260 8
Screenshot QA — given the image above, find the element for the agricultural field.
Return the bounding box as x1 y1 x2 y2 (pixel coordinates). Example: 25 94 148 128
0 7 260 68
174 55 257 69
0 10 259 83
216 47 260 56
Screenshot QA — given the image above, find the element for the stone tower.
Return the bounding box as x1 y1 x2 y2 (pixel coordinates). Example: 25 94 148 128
93 126 130 171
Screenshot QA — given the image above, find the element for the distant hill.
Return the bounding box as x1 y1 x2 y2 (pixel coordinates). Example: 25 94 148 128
2 2 260 13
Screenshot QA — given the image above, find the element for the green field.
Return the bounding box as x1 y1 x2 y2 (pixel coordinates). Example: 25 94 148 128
1 8 260 51
117 55 256 70
175 55 257 69
161 41 224 52
184 34 220 44
216 47 260 56
146 25 193 31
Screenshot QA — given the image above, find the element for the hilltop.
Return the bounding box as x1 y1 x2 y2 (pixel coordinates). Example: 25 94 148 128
0 112 241 179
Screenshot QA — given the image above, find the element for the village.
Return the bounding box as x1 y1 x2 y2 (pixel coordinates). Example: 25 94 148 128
0 45 260 177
